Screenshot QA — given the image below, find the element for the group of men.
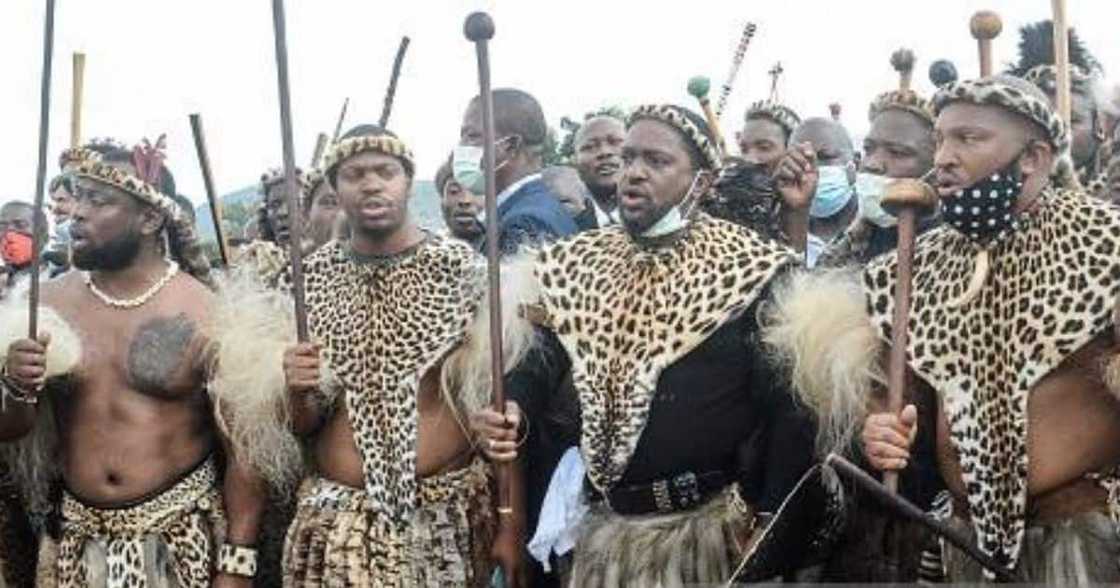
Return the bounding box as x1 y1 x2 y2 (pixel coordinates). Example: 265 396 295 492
0 14 1119 588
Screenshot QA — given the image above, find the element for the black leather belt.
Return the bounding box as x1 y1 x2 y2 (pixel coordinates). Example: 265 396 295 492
586 471 730 516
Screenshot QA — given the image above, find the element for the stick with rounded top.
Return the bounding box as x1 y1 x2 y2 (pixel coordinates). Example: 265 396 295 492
687 76 729 160
464 11 512 517
970 10 1003 77
880 178 938 494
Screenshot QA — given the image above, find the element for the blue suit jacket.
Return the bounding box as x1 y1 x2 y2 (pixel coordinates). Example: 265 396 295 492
490 176 578 254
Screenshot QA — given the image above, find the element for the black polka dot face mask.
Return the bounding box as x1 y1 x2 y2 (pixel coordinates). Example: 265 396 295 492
942 164 1024 246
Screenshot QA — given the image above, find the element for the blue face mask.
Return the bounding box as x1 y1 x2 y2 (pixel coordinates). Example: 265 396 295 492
451 138 512 194
810 165 855 219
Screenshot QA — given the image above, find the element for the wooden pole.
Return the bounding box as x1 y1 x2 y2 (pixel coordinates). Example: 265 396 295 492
687 76 729 159
270 0 309 342
1051 0 1072 129
379 37 411 129
28 0 56 340
70 52 85 149
465 11 511 516
188 114 230 267
331 97 350 144
310 132 329 168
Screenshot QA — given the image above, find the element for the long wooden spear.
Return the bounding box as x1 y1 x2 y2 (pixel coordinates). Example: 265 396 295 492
331 97 350 144
70 52 85 149
464 11 511 517
188 114 230 267
270 0 308 341
1051 0 1072 129
309 132 329 168
379 37 410 129
28 0 57 340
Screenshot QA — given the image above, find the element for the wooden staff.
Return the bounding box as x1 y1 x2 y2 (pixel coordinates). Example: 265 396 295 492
331 97 350 144
970 10 1003 77
687 76 729 159
715 22 757 119
1051 0 1072 128
188 114 230 267
270 0 308 341
464 11 511 516
379 36 410 129
70 52 85 149
825 454 1019 582
310 132 329 168
28 0 57 340
880 179 938 493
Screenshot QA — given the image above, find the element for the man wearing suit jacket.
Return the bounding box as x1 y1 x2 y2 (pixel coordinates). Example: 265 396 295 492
457 88 578 254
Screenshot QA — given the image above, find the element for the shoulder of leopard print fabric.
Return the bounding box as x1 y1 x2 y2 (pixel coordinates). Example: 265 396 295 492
863 187 1120 572
300 236 484 525
534 214 798 491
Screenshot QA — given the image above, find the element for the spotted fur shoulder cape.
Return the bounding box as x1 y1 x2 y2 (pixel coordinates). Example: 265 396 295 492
863 187 1120 570
534 215 797 492
301 237 483 525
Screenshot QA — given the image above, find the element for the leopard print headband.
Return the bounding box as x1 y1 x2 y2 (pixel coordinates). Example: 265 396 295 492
628 104 722 171
869 90 935 126
932 77 1070 154
1023 64 1094 93
73 159 214 289
745 100 802 139
260 167 309 194
321 135 416 177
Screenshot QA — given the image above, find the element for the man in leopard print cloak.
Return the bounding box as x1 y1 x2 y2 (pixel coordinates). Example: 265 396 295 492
272 125 530 587
474 104 817 586
767 74 1120 584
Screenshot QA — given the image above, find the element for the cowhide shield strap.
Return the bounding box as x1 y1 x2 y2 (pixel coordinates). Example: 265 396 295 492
302 237 483 526
535 214 797 492
862 187 1120 571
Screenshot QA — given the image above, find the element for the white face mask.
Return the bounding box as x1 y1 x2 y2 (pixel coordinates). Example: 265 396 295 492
641 171 704 238
855 172 896 228
451 138 512 195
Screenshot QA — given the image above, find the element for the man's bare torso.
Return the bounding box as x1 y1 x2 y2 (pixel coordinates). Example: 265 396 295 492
42 271 216 506
933 333 1120 512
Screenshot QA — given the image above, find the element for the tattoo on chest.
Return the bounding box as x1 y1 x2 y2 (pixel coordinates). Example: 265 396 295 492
127 313 198 392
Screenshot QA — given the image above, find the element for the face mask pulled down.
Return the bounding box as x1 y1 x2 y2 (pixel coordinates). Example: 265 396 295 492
855 173 895 228
942 159 1024 245
0 232 34 267
638 171 705 239
452 138 512 195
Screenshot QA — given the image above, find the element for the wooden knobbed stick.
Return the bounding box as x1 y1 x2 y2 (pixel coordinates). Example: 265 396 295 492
464 11 512 516
189 114 230 268
28 0 57 340
270 0 309 342
687 76 729 159
70 52 85 149
970 10 1003 77
1051 0 1072 129
878 178 938 493
331 97 350 144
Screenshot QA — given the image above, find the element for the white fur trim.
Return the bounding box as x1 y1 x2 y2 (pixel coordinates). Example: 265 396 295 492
762 269 883 455
205 271 303 494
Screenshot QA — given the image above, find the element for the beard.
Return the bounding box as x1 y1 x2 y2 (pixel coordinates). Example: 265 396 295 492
621 200 675 237
72 229 143 271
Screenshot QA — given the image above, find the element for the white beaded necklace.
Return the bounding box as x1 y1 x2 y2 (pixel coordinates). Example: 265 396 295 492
83 260 180 309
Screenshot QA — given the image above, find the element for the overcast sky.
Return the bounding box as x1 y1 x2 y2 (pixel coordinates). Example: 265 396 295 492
1 1 1118 208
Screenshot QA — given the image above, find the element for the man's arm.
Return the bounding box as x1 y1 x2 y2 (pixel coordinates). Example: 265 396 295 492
0 336 52 441
214 427 266 587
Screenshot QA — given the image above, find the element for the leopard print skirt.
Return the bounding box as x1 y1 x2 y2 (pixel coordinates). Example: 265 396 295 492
36 458 225 588
283 459 495 587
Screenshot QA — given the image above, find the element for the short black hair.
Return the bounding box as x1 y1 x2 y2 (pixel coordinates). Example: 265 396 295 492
472 88 548 156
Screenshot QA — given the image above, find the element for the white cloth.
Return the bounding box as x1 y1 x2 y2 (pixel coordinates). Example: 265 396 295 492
806 233 827 268
592 199 620 228
528 447 589 571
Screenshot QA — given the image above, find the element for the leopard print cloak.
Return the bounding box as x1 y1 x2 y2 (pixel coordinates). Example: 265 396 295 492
862 187 1120 571
534 214 797 491
301 237 482 525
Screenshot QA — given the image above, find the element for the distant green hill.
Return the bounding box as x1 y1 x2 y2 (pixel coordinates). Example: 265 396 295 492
193 180 443 243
